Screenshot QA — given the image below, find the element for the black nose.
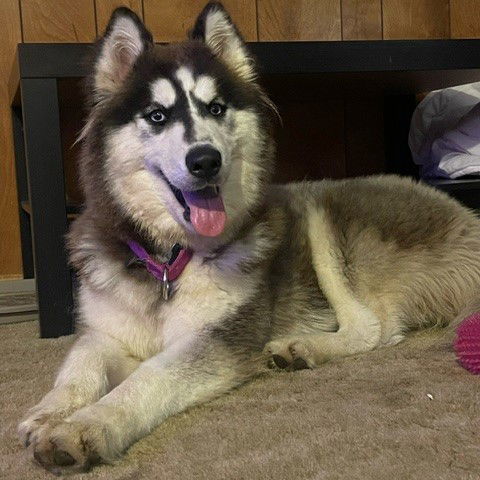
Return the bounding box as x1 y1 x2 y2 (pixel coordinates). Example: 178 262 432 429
186 145 222 180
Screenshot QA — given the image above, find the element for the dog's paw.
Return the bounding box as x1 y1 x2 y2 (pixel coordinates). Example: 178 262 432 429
30 417 111 475
18 407 62 449
264 337 327 370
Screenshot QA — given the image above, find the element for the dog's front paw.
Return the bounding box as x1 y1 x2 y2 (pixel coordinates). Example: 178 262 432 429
264 337 326 370
30 417 111 475
18 407 63 449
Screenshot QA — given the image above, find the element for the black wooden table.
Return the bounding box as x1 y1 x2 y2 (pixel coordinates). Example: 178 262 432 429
9 40 480 338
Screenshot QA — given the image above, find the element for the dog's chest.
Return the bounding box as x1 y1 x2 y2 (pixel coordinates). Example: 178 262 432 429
80 256 258 359
161 257 257 344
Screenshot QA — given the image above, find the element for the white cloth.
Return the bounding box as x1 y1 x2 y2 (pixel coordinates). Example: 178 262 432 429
409 82 480 178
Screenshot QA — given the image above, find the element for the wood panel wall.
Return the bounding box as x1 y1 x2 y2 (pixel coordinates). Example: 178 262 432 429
0 1 23 279
96 0 144 34
257 0 342 41
15 0 480 44
342 0 382 40
144 0 257 42
2 0 480 278
382 0 450 39
450 0 480 39
22 0 96 42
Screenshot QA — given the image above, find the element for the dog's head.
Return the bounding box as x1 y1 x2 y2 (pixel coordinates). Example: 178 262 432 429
82 2 275 247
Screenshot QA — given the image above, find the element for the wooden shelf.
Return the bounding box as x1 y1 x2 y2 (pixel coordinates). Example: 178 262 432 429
423 178 480 210
425 177 480 192
21 200 80 220
10 40 480 103
14 40 480 75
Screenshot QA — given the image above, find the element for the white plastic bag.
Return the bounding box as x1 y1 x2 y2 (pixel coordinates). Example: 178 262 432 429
409 82 480 178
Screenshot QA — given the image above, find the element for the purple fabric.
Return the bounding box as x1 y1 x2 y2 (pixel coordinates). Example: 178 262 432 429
126 240 193 281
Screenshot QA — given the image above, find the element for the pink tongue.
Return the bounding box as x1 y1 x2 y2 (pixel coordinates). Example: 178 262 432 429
183 188 226 237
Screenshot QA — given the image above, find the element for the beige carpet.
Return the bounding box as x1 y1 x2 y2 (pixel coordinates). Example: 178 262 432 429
1 322 479 479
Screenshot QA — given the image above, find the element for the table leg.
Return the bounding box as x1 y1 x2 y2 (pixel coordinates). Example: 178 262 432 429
11 106 34 279
21 78 74 338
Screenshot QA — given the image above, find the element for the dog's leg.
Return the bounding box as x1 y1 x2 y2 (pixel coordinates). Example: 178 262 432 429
265 300 382 369
29 332 256 474
18 331 138 450
265 207 383 369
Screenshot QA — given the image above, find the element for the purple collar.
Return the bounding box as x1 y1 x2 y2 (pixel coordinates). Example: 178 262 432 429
127 240 193 300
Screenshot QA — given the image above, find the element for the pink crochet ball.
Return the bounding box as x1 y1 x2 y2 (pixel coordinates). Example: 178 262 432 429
454 312 480 375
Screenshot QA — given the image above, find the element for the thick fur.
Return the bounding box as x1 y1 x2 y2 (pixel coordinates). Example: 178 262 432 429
18 2 480 474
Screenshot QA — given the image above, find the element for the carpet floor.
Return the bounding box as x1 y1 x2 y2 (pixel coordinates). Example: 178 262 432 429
1 321 479 479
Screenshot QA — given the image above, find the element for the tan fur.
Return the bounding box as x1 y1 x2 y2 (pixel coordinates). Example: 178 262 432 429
266 176 480 367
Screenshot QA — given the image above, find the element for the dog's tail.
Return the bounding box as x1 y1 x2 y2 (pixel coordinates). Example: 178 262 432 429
399 300 480 354
448 299 480 332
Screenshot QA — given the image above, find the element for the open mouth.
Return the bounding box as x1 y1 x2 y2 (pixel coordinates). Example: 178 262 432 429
158 170 226 237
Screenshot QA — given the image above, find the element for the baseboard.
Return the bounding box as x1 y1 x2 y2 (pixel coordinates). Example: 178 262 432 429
0 278 37 325
0 311 38 325
0 278 35 294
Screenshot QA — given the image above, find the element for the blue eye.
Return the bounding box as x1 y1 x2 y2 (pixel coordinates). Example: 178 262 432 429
148 109 167 124
208 102 226 117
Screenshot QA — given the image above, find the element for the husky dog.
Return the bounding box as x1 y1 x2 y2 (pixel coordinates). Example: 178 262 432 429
18 1 480 474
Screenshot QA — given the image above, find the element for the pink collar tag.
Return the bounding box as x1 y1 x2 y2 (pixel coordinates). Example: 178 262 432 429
127 240 193 299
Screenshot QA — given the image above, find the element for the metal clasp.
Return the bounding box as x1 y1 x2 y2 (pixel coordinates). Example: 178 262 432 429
161 268 171 301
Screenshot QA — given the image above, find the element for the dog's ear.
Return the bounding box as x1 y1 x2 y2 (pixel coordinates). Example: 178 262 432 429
191 2 256 82
92 7 153 102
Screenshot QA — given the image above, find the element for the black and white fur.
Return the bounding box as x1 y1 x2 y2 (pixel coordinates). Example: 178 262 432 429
19 2 480 474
